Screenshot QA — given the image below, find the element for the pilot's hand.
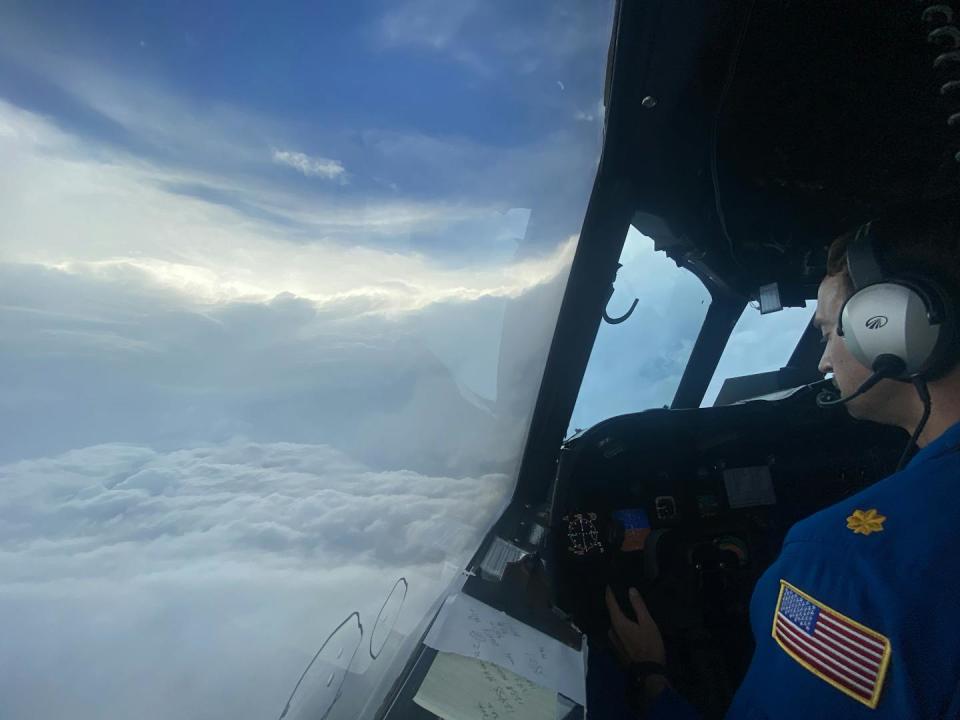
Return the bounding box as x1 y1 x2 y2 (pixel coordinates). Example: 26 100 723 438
605 586 669 701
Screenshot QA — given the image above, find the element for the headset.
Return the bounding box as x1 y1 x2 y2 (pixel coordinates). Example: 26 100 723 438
817 218 959 469
837 220 958 381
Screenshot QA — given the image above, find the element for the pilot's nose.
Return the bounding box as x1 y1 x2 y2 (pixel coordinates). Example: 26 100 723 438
818 348 832 376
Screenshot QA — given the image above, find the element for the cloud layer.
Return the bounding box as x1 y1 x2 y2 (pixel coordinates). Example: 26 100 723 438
0 97 572 718
0 93 577 718
0 441 509 720
0 256 565 474
0 240 564 718
0 100 575 308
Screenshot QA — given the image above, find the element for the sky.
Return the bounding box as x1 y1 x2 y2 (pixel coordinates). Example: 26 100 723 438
0 2 810 718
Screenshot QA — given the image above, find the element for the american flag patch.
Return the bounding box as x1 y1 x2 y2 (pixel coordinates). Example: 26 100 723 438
772 580 891 709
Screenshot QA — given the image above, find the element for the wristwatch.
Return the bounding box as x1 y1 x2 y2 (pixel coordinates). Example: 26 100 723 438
625 661 670 713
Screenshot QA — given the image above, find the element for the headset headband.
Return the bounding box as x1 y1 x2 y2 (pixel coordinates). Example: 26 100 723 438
845 221 886 290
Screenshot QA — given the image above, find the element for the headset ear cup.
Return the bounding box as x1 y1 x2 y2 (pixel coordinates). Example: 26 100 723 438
839 283 942 377
910 275 960 380
839 290 877 370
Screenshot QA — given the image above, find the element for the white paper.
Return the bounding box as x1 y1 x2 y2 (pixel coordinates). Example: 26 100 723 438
423 593 586 706
413 650 556 720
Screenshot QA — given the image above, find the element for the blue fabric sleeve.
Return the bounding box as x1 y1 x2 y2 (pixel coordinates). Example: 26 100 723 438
645 686 701 720
943 681 960 720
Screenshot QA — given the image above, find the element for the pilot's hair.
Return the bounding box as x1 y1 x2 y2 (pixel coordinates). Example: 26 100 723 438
827 198 960 298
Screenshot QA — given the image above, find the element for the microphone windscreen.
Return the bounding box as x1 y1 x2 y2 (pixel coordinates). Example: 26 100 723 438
816 389 841 407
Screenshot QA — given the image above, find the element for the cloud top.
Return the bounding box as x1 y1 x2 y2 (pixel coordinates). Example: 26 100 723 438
272 149 346 180
0 440 509 720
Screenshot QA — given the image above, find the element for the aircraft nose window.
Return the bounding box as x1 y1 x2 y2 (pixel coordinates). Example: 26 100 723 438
703 302 817 407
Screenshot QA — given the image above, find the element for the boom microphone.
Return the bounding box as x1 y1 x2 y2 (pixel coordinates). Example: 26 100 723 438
815 356 907 408
815 388 841 406
815 373 885 407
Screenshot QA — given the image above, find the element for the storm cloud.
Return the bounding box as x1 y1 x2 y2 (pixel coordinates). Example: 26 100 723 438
0 208 565 720
0 440 511 719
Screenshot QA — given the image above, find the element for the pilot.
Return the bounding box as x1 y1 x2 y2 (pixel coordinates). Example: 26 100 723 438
605 201 960 718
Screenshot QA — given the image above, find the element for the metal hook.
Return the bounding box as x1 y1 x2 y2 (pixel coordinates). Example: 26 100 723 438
603 297 639 324
602 263 639 324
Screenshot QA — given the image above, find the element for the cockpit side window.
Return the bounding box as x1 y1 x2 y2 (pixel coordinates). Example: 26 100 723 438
568 226 711 435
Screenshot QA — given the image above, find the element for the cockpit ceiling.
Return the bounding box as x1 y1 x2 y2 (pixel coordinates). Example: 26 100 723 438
611 0 960 300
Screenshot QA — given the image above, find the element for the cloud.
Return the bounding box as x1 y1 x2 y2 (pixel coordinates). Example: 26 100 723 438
0 224 567 718
272 149 346 181
0 115 571 720
0 24 605 263
377 0 613 82
702 302 815 406
0 441 509 580
0 28 280 174
0 101 574 311
0 187 567 718
0 99 572 478
379 0 475 52
0 258 567 475
0 235 567 719
574 102 605 127
0 440 510 720
0 17 603 219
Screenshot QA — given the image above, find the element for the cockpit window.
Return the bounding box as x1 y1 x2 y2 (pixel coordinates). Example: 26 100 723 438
702 302 818 406
0 2 614 718
569 226 712 435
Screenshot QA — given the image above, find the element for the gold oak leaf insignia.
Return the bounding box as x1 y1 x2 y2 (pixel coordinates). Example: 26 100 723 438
846 508 886 536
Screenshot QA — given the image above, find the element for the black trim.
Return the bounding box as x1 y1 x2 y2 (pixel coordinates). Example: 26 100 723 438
787 316 824 372
672 292 746 409
508 0 646 508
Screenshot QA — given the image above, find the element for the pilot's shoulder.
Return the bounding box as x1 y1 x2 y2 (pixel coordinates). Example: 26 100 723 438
784 451 960 561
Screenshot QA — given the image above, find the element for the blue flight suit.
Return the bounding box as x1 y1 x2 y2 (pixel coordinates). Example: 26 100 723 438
649 420 960 719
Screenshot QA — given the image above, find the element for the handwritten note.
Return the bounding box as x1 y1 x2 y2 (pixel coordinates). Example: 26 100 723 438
413 651 556 720
423 593 586 706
